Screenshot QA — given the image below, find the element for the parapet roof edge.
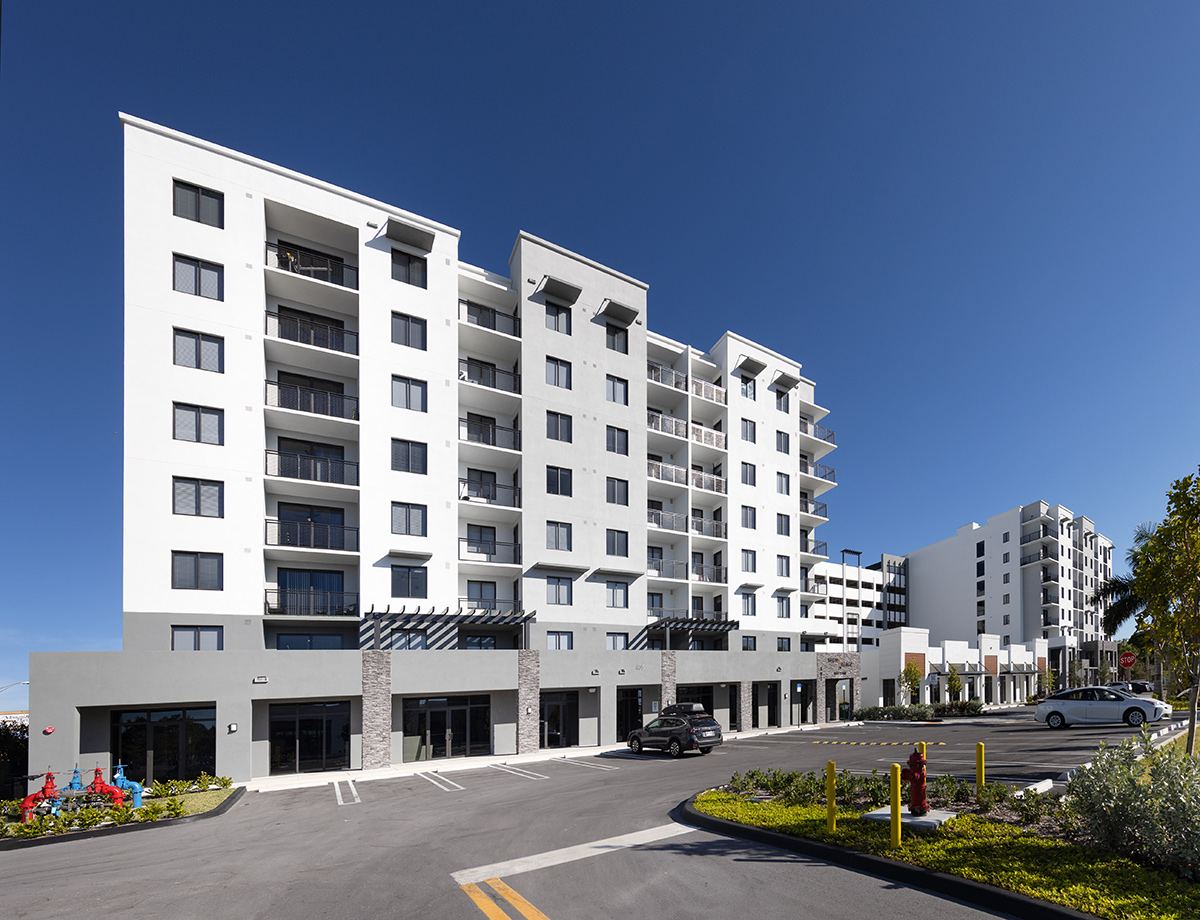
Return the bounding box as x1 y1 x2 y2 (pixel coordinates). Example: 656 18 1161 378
119 113 461 240
509 231 650 291
713 331 814 384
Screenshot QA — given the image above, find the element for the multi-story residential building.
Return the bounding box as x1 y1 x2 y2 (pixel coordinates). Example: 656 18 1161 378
806 552 909 653
27 115 855 786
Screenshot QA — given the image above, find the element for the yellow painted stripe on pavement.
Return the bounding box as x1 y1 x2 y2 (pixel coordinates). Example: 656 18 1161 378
486 878 552 920
460 882 511 920
811 740 947 746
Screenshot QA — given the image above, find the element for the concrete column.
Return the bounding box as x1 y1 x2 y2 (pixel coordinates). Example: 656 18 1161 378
660 651 677 707
361 650 392 770
517 650 541 754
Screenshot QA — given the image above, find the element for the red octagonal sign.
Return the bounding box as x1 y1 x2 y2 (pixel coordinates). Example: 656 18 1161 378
1119 651 1137 669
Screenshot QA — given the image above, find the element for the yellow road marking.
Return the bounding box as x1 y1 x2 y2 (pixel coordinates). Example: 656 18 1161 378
811 740 946 746
460 882 512 920
486 878 552 920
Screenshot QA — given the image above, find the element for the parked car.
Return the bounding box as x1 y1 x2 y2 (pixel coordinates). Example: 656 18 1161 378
1035 686 1171 729
628 704 723 756
1130 680 1154 695
1106 681 1131 693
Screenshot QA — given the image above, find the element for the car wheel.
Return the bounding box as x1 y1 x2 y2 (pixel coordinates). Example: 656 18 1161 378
668 739 682 758
629 737 642 755
1125 708 1146 727
1046 712 1065 729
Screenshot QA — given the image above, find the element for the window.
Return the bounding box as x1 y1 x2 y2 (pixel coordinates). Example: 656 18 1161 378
547 576 572 605
173 255 223 300
976 561 985 577
392 439 428 474
606 477 629 505
547 521 572 551
606 529 629 556
173 329 223 372
393 629 427 650
976 541 985 557
605 375 629 405
1003 531 1010 543
464 635 497 650
606 632 629 650
173 478 223 517
741 419 756 442
777 637 791 652
742 592 756 616
776 431 790 454
1003 594 1011 604
173 180 224 227
977 580 985 593
172 552 222 590
741 506 757 529
777 555 790 577
391 249 427 288
546 357 572 389
546 411 572 442
1002 614 1010 626
391 376 428 411
173 403 223 445
777 596 791 618
776 390 789 412
606 324 628 353
741 549 756 572
277 633 345 650
606 426 629 455
776 472 790 494
606 581 629 608
546 466 573 496
1003 635 1010 646
171 626 223 650
1003 572 1010 584
545 303 571 334
391 313 427 350
1002 552 1010 563
391 565 428 598
391 502 427 536
546 631 573 650
740 375 756 400
777 514 791 536
741 462 756 486
742 636 757 651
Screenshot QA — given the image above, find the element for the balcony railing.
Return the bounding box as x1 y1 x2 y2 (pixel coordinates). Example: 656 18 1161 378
459 418 521 451
646 361 687 390
690 378 727 404
1022 547 1060 566
458 538 521 565
265 520 358 552
459 359 521 394
690 423 726 450
690 470 727 493
797 498 828 518
1042 572 1055 583
265 311 358 355
799 539 829 557
457 597 521 614
460 300 521 337
265 450 358 486
647 607 691 619
798 419 837 444
647 411 688 438
800 581 828 595
265 380 358 420
458 479 521 508
648 460 688 485
647 509 688 532
813 464 836 483
689 517 728 539
691 563 727 584
265 241 358 290
647 558 689 579
265 589 358 617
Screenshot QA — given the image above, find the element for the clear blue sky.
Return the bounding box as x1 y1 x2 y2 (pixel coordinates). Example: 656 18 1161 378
3 3 1198 711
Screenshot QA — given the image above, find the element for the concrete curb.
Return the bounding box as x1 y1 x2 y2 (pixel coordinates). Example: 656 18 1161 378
681 795 1098 920
0 786 245 851
1054 720 1187 783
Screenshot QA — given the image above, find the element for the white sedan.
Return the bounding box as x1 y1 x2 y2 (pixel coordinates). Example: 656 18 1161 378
1035 686 1171 729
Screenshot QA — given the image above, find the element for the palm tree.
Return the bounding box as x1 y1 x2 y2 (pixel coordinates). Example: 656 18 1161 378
1090 523 1164 692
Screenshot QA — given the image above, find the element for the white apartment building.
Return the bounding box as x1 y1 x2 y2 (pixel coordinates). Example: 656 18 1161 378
27 116 856 786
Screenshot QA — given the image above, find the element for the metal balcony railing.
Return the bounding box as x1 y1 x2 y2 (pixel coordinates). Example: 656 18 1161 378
458 359 520 394
265 589 358 617
457 597 521 614
647 607 691 619
689 517 728 539
798 419 837 443
1042 572 1055 583
647 460 688 485
691 563 727 584
690 378 727 404
265 241 358 290
460 300 521 337
647 411 688 438
265 380 358 420
459 418 521 451
265 450 359 486
799 539 829 557
647 509 688 532
690 423 726 450
646 361 688 390
265 520 359 552
265 311 358 355
813 464 836 483
458 538 521 565
800 581 828 595
690 470 727 493
1022 547 1060 566
647 558 688 579
458 479 521 508
649 607 729 622
797 497 828 517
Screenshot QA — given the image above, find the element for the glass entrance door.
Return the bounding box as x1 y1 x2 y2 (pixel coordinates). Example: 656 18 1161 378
539 691 579 748
268 701 351 774
616 688 643 743
401 696 492 763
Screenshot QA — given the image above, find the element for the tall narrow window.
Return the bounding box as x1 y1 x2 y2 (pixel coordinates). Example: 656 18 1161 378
606 324 628 353
606 426 628 455
775 390 789 412
741 419 756 442
606 477 629 505
740 376 755 400
545 303 571 334
546 357 572 389
741 462 756 486
605 375 629 405
776 431 790 454
391 250 427 288
776 472 790 494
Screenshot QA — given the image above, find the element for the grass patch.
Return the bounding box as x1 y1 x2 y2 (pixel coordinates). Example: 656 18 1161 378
694 791 1200 920
169 787 234 816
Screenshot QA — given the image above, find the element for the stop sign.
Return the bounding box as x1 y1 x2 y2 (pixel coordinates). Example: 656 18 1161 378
1119 651 1137 669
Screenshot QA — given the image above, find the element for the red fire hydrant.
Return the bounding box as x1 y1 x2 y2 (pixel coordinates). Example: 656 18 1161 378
900 747 929 816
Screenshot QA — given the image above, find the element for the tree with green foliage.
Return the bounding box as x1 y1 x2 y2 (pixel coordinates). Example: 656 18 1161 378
1098 655 1112 685
1038 665 1055 696
898 660 923 705
947 664 962 703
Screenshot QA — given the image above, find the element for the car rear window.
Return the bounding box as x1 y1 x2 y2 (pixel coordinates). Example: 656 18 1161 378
692 718 720 728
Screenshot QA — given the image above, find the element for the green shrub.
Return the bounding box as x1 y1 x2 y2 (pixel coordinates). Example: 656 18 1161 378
11 815 57 838
0 799 22 821
71 806 108 831
108 804 136 825
136 802 165 823
975 781 1010 812
852 704 934 721
928 773 973 805
781 770 824 806
933 700 984 717
164 798 187 819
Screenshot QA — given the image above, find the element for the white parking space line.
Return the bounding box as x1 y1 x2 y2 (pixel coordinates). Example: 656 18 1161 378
417 771 465 792
552 758 619 772
452 823 697 885
345 778 361 803
333 782 344 806
488 763 548 780
333 779 362 805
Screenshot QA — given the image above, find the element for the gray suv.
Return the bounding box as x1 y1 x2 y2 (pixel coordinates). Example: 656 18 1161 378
627 703 723 757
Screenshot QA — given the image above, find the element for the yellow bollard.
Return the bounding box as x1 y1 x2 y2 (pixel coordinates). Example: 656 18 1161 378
976 741 985 796
890 762 902 848
918 740 926 761
826 761 837 832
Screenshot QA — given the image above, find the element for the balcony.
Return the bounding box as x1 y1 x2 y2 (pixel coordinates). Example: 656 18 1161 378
458 538 521 565
265 380 358 420
265 450 359 487
648 607 729 622
691 563 727 584
457 597 521 614
265 520 359 552
647 509 688 532
690 470 727 494
647 460 689 485
797 498 828 518
647 558 689 579
459 418 521 452
460 300 520 338
459 358 520 394
647 411 688 439
458 479 521 508
1022 547 1059 566
265 241 358 290
689 517 728 539
265 310 358 355
690 378 727 405
799 539 829 558
799 581 828 596
798 419 836 444
690 423 726 450
264 589 358 617
1020 529 1055 545
646 361 687 391
813 464 836 483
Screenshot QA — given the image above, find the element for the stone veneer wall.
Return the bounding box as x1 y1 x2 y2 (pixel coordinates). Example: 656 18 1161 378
815 652 861 723
738 680 753 731
361 650 392 769
517 650 541 754
660 651 677 707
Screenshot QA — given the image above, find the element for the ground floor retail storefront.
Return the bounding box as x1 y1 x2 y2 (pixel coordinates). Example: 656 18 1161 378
401 695 491 762
109 706 217 785
269 701 351 774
